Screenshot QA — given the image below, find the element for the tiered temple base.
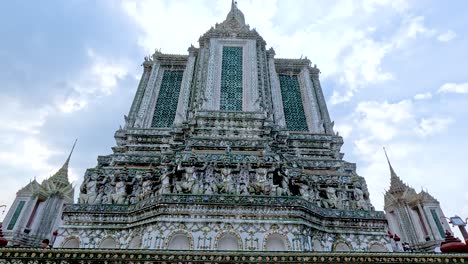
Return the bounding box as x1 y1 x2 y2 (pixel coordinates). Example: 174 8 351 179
0 248 467 263
57 194 389 251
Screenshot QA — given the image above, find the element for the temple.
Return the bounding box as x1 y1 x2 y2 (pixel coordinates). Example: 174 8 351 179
383 149 451 252
1 141 75 247
49 2 391 251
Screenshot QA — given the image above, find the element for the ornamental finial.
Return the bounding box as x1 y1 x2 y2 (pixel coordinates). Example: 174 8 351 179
383 147 409 194
225 0 245 26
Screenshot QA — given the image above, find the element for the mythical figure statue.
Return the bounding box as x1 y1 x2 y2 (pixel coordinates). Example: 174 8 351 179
218 167 234 194
94 185 108 204
293 180 314 201
321 186 338 209
176 165 200 194
353 188 369 210
273 167 291 196
159 165 174 195
79 172 106 204
139 169 157 201
202 163 217 194
110 170 133 204
237 164 251 195
129 178 142 204
249 168 271 195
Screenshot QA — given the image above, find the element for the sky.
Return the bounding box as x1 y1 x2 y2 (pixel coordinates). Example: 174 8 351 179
1 0 467 239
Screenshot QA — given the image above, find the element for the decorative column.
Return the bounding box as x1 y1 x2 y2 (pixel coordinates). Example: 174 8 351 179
309 68 333 134
134 61 161 128
127 61 152 128
299 67 323 133
35 195 63 242
417 203 435 241
267 49 286 127
174 46 197 124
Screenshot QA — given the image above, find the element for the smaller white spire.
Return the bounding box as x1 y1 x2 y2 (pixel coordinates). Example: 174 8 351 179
383 147 409 194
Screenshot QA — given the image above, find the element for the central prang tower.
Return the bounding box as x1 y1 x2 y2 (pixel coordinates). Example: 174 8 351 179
57 2 391 251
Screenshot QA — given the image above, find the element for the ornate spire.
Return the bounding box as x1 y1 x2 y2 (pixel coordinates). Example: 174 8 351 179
383 147 409 194
41 140 76 201
48 139 77 187
16 179 41 196
419 189 439 203
225 0 245 26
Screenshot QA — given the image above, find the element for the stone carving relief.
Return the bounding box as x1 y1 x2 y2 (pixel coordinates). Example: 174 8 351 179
77 160 373 212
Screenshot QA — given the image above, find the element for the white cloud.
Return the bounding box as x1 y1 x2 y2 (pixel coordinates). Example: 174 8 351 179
335 94 465 238
437 82 468 94
413 92 432 100
122 1 440 105
400 16 435 40
122 0 225 53
0 96 51 134
0 48 129 219
437 30 456 42
415 117 453 137
0 137 58 176
334 123 353 138
56 49 129 113
327 15 436 104
354 100 413 141
0 96 57 179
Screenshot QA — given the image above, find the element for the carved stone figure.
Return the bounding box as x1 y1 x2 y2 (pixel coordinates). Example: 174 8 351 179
79 172 106 204
321 186 338 209
129 179 141 204
93 185 107 204
237 164 251 195
202 163 217 194
218 168 234 194
159 166 174 195
140 173 154 200
249 168 271 195
111 173 130 205
296 180 313 201
176 166 199 194
353 188 369 210
274 167 291 196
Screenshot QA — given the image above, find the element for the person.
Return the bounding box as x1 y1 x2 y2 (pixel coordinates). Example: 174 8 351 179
40 239 50 249
402 242 411 252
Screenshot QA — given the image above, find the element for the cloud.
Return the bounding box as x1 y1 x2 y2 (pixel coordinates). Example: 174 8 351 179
354 100 414 141
415 117 453 137
333 91 466 241
334 123 353 138
121 0 225 53
329 15 437 104
0 45 130 218
437 30 456 42
0 96 51 135
437 82 468 94
413 92 432 100
56 49 129 113
121 1 440 105
0 96 57 177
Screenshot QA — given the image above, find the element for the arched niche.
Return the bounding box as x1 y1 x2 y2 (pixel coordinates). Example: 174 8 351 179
62 237 80 248
99 237 118 249
264 233 288 251
312 239 323 251
128 235 142 249
333 241 351 252
167 233 191 250
217 233 240 250
369 243 387 252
